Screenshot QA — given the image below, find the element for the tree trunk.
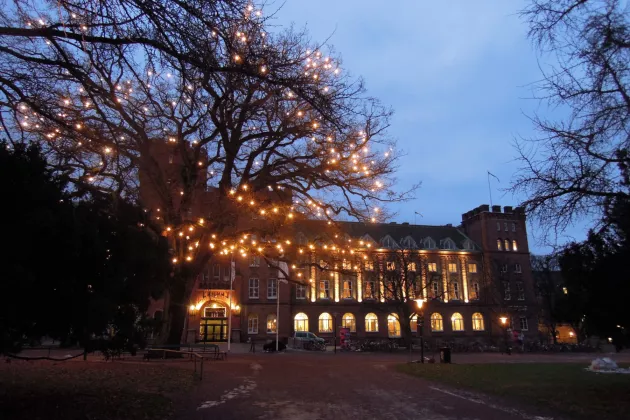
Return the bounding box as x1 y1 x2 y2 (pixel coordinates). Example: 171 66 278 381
161 272 194 346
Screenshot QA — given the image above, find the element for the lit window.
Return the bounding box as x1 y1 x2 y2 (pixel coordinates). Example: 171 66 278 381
511 222 516 232
468 263 477 273
248 278 259 298
427 262 437 272
472 313 485 331
503 281 511 300
504 239 510 251
318 312 333 333
519 317 529 331
294 312 308 331
516 282 525 300
430 313 443 332
249 255 260 267
267 278 277 299
319 279 330 299
431 281 439 298
364 260 374 271
471 282 480 300
248 314 258 334
451 313 464 331
515 263 522 273
342 259 352 269
448 263 457 273
342 278 353 299
386 261 396 270
365 313 379 332
451 282 460 300
266 314 277 334
512 240 518 252
407 262 417 272
296 284 306 299
497 239 503 251
341 313 356 332
562 287 568 295
410 314 419 332
387 314 401 337
364 278 377 299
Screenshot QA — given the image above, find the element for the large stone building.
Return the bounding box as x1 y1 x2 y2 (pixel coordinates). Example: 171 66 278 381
143 143 538 346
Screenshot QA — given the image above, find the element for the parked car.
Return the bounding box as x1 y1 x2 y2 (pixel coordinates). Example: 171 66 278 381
291 331 326 350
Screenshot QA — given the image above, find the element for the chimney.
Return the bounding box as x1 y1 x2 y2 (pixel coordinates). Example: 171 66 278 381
504 206 513 213
492 205 501 213
479 204 490 212
445 223 452 227
402 222 409 226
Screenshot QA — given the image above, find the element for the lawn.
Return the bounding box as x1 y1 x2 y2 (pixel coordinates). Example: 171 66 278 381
396 363 630 420
0 359 194 420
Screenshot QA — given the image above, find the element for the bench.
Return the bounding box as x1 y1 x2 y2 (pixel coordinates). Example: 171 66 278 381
193 344 227 361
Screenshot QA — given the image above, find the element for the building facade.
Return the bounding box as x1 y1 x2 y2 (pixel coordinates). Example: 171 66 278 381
147 206 539 346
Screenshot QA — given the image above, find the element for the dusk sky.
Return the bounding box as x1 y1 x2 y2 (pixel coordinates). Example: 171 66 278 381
273 0 585 254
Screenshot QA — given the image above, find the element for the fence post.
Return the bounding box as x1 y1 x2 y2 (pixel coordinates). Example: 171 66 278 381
200 357 204 381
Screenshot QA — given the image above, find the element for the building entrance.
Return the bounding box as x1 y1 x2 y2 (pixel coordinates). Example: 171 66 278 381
199 305 227 342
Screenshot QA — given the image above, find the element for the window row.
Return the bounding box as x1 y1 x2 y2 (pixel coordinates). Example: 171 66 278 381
286 312 487 335
503 281 525 300
497 222 517 232
499 263 522 273
248 278 281 299
497 239 518 252
290 279 481 301
247 313 280 334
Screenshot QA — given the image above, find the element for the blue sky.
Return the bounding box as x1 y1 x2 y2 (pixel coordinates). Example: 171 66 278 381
272 1 584 253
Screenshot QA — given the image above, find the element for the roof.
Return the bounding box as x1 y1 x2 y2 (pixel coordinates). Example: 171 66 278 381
293 219 480 251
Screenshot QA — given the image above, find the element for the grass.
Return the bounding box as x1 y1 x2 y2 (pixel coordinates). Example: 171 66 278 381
0 359 194 420
396 363 630 420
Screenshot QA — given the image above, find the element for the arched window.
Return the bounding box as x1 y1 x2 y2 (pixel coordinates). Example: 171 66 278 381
441 238 456 250
341 313 356 332
381 235 399 249
294 312 308 332
266 314 277 334
497 239 503 251
365 313 379 332
401 236 418 249
319 312 333 333
430 313 443 332
387 314 401 337
248 314 258 334
504 239 510 251
410 314 418 333
512 240 518 251
472 313 485 331
423 237 436 249
451 313 464 331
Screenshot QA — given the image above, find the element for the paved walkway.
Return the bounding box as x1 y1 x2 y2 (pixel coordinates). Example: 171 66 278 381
173 352 588 420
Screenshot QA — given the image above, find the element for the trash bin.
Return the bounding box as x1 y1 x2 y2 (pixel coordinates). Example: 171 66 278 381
439 347 452 363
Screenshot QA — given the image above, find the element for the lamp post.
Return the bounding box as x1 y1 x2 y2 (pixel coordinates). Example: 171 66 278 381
333 312 340 354
415 298 425 363
227 253 234 352
500 316 510 355
276 278 288 351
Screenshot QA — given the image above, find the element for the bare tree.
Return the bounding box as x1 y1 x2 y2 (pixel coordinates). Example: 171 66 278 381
512 0 630 240
0 1 415 343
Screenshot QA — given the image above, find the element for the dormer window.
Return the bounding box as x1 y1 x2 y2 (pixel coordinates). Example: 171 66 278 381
462 239 475 250
380 235 399 249
401 236 418 249
423 237 436 249
441 238 456 250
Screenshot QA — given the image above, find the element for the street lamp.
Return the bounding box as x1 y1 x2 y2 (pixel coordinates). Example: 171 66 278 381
499 316 510 355
276 278 288 351
415 298 425 363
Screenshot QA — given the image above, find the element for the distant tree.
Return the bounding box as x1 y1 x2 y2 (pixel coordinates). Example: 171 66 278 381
0 142 170 354
531 254 570 343
558 197 630 341
512 0 630 238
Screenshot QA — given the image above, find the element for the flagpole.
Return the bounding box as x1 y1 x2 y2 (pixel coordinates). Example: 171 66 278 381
487 171 493 208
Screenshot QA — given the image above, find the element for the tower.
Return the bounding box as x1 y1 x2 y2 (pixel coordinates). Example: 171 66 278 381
460 205 538 340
